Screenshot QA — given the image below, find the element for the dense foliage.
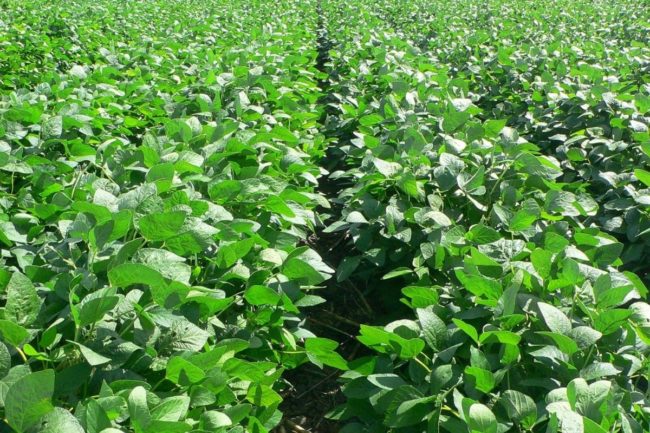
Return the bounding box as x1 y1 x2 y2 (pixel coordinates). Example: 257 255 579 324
320 1 650 432
0 0 648 432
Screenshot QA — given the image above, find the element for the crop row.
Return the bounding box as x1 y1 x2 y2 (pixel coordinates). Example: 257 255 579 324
0 1 346 432
319 0 650 432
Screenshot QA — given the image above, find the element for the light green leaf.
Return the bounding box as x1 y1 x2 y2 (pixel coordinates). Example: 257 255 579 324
305 338 349 370
634 169 650 187
452 319 480 345
244 285 281 306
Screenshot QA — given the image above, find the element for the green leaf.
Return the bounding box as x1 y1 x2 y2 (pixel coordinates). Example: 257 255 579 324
634 169 650 187
567 327 602 350
128 386 151 431
216 238 255 268
500 390 537 429
70 342 112 366
138 211 187 241
357 325 425 360
271 125 298 143
416 307 447 350
78 293 119 327
593 309 631 335
0 320 30 347
467 224 501 244
208 180 242 202
465 366 495 393
246 384 282 407
382 267 414 280
146 162 175 193
244 285 281 306
385 393 435 428
201 411 232 429
442 111 470 133
483 119 507 137
466 402 497 433
166 357 206 385
452 319 480 345
536 332 579 355
5 369 55 433
531 248 553 279
479 330 521 345
359 113 383 126
509 210 536 231
38 407 85 433
133 248 191 284
537 302 572 334
337 255 362 282
85 400 111 433
151 396 190 422
282 257 327 285
0 341 10 379
108 263 177 306
305 338 349 370
5 272 41 326
264 196 295 217
401 286 439 308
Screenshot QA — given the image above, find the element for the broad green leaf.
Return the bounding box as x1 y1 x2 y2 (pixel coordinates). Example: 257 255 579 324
442 111 470 133
500 390 537 428
537 302 572 334
401 286 439 308
78 294 119 327
634 169 650 187
467 402 497 433
5 272 41 326
201 411 232 429
452 319 479 345
39 407 85 433
5 369 55 432
138 211 187 241
465 366 495 393
305 338 349 370
151 396 190 422
416 307 447 350
70 342 112 366
128 386 151 431
0 320 29 347
246 384 282 407
166 357 206 385
359 113 383 126
146 162 175 193
216 238 255 268
244 285 281 306
0 342 10 379
85 400 111 433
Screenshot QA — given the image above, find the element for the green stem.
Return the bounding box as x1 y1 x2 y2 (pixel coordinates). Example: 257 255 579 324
16 347 27 363
414 355 432 373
